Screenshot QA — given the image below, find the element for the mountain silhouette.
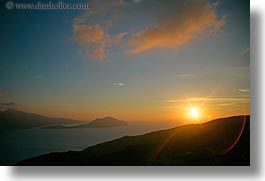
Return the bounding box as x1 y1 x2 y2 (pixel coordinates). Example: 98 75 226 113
17 115 250 166
0 109 84 133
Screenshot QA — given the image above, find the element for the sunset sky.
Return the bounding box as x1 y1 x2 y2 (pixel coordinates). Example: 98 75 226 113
0 0 250 122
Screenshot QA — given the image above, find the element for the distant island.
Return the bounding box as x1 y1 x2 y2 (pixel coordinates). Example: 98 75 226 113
44 117 128 129
17 115 250 166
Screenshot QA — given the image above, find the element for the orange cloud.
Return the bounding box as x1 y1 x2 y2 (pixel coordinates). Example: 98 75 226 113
89 45 107 61
71 23 128 61
128 0 225 54
71 0 225 60
71 24 111 61
72 24 106 46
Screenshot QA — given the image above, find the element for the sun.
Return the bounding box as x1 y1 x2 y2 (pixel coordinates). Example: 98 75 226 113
190 107 200 120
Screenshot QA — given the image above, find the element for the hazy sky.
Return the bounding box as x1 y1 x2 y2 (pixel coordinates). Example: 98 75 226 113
0 0 250 122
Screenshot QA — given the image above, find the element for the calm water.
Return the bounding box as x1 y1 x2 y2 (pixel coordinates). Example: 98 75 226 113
0 121 177 165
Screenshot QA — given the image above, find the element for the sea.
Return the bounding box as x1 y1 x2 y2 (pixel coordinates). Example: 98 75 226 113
0 121 178 165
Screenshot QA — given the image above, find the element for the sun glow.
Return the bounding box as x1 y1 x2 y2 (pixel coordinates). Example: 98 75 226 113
190 107 200 120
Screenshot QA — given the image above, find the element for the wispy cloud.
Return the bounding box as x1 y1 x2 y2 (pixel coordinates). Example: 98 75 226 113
177 74 193 78
165 96 249 112
166 97 250 104
114 82 125 86
217 102 240 107
71 0 225 60
0 102 16 106
241 47 250 55
238 89 250 93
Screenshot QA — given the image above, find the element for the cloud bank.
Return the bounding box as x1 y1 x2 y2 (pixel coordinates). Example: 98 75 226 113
71 0 225 61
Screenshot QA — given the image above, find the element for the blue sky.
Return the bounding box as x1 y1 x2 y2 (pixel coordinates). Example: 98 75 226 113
0 0 249 122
